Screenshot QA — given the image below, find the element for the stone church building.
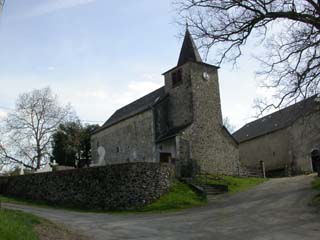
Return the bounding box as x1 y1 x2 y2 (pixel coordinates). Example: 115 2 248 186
91 29 240 175
233 96 320 176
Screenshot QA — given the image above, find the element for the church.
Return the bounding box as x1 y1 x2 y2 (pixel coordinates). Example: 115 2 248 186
91 28 240 175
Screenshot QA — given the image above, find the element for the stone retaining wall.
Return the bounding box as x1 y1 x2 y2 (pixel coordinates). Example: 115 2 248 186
0 163 174 210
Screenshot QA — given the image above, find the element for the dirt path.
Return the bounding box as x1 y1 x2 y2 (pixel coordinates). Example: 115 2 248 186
3 174 320 240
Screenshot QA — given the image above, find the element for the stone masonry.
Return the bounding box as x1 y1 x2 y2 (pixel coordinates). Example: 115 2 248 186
91 28 240 176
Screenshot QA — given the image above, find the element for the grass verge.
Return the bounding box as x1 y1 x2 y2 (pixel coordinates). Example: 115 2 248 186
204 175 268 194
311 176 320 208
0 208 40 240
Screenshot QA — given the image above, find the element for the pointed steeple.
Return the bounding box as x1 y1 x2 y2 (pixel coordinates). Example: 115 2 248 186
177 26 203 66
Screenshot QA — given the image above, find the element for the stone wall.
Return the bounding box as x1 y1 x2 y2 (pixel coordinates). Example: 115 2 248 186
0 163 174 210
91 110 156 165
238 111 320 175
238 128 291 171
163 62 240 175
289 111 320 173
182 62 240 175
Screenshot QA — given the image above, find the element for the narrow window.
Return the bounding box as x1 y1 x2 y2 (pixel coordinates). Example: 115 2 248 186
172 72 177 87
177 69 182 84
116 146 120 153
172 69 183 88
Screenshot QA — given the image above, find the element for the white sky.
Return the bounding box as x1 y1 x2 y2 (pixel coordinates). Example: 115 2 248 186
0 0 277 131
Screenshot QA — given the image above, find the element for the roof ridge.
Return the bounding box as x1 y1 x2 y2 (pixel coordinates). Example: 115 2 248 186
233 95 319 143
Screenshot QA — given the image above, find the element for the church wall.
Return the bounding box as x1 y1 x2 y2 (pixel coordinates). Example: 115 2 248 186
182 62 240 175
91 110 156 165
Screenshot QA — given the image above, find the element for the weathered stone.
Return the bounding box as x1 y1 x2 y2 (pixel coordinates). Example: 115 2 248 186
0 163 174 210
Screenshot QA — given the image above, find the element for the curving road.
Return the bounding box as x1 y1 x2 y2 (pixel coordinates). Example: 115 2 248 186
3 174 320 240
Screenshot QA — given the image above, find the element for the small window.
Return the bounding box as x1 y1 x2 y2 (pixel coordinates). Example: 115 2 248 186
172 69 183 88
116 147 120 153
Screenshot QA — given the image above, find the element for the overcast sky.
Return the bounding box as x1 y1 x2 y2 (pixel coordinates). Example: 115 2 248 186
0 0 269 130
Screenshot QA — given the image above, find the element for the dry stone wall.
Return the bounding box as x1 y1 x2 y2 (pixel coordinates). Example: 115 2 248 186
0 163 174 210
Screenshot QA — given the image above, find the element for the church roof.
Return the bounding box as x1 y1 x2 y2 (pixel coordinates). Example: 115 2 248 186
177 28 203 66
94 29 208 134
233 95 320 143
96 87 166 132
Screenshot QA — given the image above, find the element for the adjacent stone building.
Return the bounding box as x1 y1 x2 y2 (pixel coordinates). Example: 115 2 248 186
91 28 240 175
233 96 320 176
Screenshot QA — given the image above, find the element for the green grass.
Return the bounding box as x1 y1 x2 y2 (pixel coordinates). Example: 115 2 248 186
203 175 268 194
311 177 320 190
138 180 206 212
0 208 40 240
311 177 320 208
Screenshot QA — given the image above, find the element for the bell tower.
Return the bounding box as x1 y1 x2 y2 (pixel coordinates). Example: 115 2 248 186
156 27 239 175
162 27 223 131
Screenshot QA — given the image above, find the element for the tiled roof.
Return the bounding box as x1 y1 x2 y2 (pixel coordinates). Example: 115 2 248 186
156 123 191 143
97 87 166 131
233 95 320 143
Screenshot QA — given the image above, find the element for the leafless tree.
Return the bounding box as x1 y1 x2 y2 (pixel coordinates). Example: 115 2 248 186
0 0 5 15
174 0 320 113
223 116 236 133
0 87 73 170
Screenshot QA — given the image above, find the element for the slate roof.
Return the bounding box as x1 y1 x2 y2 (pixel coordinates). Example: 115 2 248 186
96 87 166 132
233 95 320 143
177 28 203 66
156 123 192 143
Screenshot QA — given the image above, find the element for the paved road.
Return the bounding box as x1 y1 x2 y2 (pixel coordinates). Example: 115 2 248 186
3 174 320 240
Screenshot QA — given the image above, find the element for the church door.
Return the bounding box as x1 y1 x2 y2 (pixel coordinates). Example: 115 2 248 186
311 150 320 173
160 153 172 163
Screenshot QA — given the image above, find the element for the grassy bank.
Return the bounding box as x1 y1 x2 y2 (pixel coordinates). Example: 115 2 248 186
311 176 320 207
138 180 206 212
203 175 267 194
0 208 40 240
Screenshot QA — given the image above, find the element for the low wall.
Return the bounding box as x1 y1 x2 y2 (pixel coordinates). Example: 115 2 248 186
0 163 174 210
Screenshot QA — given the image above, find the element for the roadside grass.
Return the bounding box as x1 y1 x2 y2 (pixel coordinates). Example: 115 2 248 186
0 208 40 240
137 180 206 212
203 175 268 194
311 176 320 190
311 176 320 208
0 180 206 214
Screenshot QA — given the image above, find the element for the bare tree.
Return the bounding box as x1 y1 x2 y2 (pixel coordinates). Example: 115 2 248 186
0 87 73 170
223 116 236 133
174 0 320 112
0 0 5 15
